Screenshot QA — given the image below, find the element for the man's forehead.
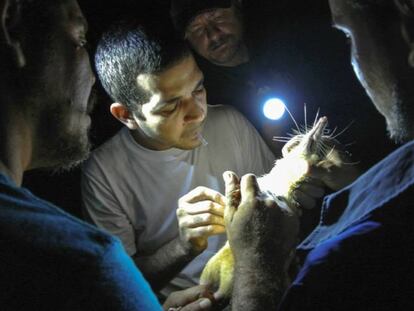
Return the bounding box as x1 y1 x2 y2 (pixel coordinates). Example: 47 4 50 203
137 74 157 92
137 56 202 98
189 8 224 26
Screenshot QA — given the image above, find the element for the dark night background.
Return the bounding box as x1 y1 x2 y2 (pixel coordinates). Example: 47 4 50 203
23 0 397 219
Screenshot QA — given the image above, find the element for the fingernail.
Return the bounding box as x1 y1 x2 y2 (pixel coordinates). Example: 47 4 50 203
223 172 231 182
199 298 212 309
213 291 224 300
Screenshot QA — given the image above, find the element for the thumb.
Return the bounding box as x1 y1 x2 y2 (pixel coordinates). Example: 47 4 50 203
306 165 329 183
223 171 240 224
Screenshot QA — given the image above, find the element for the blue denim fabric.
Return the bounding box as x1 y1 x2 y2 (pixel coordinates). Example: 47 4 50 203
279 140 414 310
0 173 161 310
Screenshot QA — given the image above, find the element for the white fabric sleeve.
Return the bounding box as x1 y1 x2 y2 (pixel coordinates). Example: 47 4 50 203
81 170 137 256
226 107 276 175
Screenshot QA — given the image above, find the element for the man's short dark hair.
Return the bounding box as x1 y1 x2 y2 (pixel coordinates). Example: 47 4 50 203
170 0 239 37
95 21 191 111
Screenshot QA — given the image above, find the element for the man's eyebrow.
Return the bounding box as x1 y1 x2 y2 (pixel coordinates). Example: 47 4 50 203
152 77 205 111
150 95 180 112
193 77 205 91
165 95 181 104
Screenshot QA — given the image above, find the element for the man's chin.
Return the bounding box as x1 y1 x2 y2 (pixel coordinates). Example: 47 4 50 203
43 133 91 173
387 123 412 145
386 108 414 144
176 136 205 150
208 47 239 66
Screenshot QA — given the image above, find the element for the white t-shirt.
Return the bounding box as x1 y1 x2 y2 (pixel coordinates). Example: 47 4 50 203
81 105 275 290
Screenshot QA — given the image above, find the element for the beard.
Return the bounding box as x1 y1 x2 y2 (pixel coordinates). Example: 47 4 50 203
35 91 96 172
37 105 91 172
385 83 414 144
387 101 414 144
208 35 243 65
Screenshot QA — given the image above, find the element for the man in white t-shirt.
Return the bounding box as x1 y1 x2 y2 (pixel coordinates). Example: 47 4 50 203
81 21 275 296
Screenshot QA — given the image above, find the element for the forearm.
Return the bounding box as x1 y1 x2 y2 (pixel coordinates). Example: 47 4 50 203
132 236 196 291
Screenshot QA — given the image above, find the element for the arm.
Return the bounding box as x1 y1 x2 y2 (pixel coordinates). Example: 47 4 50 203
83 239 162 311
134 186 227 290
223 172 300 310
82 169 226 290
131 235 195 291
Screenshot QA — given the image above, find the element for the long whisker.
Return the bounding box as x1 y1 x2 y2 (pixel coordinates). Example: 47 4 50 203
313 108 320 127
325 147 335 159
330 126 338 137
284 104 300 133
273 136 292 140
332 120 355 139
345 141 356 147
304 103 307 133
342 160 361 166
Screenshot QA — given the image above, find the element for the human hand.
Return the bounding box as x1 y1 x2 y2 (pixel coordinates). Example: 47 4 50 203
308 161 361 192
163 285 214 311
223 171 300 268
290 160 360 211
290 176 326 210
177 187 226 255
281 121 361 193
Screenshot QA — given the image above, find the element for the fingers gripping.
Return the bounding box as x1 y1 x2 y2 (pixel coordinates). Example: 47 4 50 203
238 174 261 213
223 171 240 224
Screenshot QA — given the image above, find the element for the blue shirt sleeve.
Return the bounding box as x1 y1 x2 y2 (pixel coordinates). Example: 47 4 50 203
85 239 163 311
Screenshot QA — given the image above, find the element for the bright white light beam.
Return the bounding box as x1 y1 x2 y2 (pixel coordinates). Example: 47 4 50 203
263 98 286 120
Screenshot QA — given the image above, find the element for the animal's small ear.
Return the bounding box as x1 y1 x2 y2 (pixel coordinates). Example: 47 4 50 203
0 0 26 68
394 0 414 66
282 138 300 158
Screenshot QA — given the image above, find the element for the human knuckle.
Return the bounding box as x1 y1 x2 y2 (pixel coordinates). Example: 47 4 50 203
204 201 213 210
196 186 207 193
264 198 276 207
176 207 186 217
214 193 222 202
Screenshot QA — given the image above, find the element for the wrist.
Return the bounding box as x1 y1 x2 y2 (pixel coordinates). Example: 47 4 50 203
174 236 200 259
233 246 293 277
232 259 288 310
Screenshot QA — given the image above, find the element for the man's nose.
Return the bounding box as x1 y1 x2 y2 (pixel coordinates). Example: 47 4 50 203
206 24 222 42
183 97 206 123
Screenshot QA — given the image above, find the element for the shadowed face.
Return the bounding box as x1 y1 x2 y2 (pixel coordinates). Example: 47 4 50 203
28 0 95 169
132 54 207 150
329 0 414 142
185 6 248 67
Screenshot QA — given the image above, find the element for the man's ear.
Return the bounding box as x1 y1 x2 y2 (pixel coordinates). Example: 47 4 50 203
0 0 26 68
110 103 139 130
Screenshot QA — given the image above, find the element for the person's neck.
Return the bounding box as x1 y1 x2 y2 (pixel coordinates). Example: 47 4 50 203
129 128 171 151
0 159 23 186
0 108 33 186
